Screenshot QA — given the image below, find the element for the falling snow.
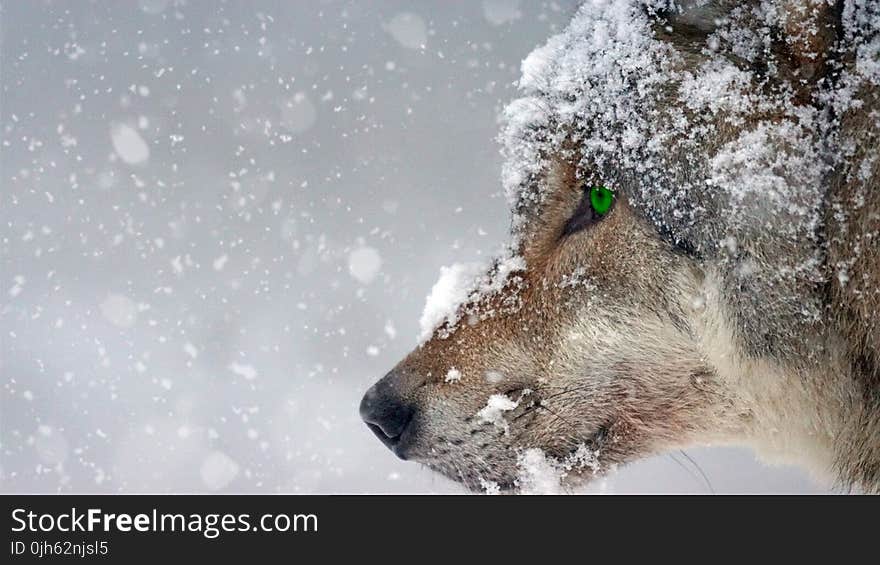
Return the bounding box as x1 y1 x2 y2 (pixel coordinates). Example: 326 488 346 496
347 246 382 285
110 123 150 165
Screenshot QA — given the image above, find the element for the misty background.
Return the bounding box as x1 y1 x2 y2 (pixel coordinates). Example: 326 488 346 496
1 0 826 493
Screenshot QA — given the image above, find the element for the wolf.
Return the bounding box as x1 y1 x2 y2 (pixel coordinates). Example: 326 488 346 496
360 0 880 493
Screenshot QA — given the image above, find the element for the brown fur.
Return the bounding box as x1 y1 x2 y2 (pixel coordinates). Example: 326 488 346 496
362 1 880 493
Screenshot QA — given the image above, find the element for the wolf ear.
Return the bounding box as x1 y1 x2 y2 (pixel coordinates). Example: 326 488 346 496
778 0 839 100
655 1 840 103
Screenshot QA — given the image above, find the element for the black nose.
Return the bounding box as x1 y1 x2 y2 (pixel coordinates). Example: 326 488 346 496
359 373 414 459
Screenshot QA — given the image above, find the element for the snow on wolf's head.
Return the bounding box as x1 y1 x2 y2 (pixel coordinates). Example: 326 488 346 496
361 0 880 493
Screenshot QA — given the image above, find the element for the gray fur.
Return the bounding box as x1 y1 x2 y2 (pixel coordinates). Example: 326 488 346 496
362 0 880 493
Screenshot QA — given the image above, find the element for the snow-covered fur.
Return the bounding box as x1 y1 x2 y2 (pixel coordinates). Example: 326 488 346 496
361 0 880 493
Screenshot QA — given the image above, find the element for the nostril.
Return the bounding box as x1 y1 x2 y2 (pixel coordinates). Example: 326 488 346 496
374 407 413 440
361 398 413 441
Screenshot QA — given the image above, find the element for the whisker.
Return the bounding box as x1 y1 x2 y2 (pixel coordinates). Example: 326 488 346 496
678 450 715 494
666 450 714 494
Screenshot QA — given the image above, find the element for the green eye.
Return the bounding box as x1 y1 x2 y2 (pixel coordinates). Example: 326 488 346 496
589 185 614 215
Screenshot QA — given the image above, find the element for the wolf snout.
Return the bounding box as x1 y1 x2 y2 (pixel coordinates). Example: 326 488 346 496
359 372 415 459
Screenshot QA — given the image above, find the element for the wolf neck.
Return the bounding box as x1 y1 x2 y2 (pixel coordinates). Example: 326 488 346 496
693 271 871 491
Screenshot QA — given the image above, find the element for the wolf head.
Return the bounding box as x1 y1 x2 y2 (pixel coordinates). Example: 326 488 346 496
361 0 880 493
